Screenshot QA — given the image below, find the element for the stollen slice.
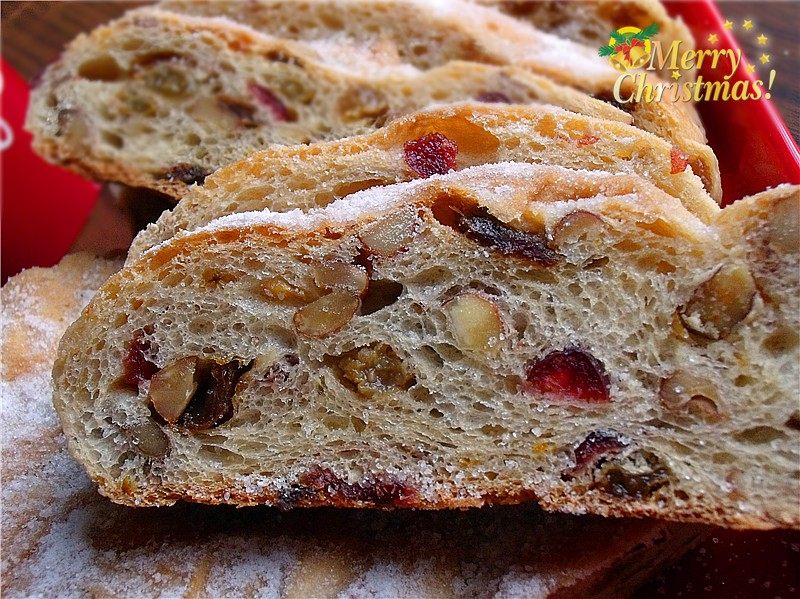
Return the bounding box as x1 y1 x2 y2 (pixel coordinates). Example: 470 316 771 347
128 102 718 261
53 164 799 527
25 7 626 199
1 255 700 598
162 0 721 200
480 0 694 59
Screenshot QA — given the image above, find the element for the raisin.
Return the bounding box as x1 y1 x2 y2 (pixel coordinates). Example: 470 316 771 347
475 91 512 103
433 196 560 266
218 96 257 127
158 163 210 185
595 450 672 499
329 343 416 398
178 360 251 431
248 83 294 122
562 430 628 479
121 331 158 389
670 146 690 174
403 132 458 178
523 348 610 403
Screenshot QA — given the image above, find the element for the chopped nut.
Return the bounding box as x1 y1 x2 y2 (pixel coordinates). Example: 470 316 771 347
187 96 238 127
550 210 607 247
56 109 90 146
337 86 389 122
148 357 200 424
293 291 359 338
679 264 756 340
261 276 313 304
313 263 368 296
659 371 722 421
126 418 169 458
768 195 799 253
444 292 504 352
359 208 419 257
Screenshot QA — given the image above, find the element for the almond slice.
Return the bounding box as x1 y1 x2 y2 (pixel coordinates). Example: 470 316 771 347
148 356 200 424
293 291 360 338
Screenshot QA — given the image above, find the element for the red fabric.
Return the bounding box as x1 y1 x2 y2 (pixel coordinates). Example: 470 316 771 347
1 60 99 283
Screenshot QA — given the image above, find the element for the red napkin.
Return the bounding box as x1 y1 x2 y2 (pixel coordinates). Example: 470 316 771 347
1 60 100 283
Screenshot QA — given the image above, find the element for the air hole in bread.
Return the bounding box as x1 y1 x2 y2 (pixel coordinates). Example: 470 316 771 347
360 279 403 315
77 55 124 81
101 130 124 149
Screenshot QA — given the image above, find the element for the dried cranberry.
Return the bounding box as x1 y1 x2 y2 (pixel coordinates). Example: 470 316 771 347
248 83 292 122
159 164 209 185
218 97 257 127
178 360 251 431
523 348 610 403
403 132 458 178
670 146 690 174
475 91 512 103
433 196 559 266
121 332 158 388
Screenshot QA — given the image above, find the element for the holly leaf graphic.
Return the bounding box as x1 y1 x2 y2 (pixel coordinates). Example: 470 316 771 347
632 23 660 41
598 44 616 57
609 30 627 45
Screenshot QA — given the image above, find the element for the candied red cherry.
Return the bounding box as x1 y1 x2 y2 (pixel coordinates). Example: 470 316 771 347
670 146 690 174
523 348 610 403
403 132 458 178
121 332 158 388
249 82 293 122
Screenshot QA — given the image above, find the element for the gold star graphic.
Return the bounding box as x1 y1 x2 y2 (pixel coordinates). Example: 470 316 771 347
757 34 768 45
759 53 770 64
671 70 681 80
743 19 754 31
723 20 734 30
707 33 719 45
746 63 756 74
